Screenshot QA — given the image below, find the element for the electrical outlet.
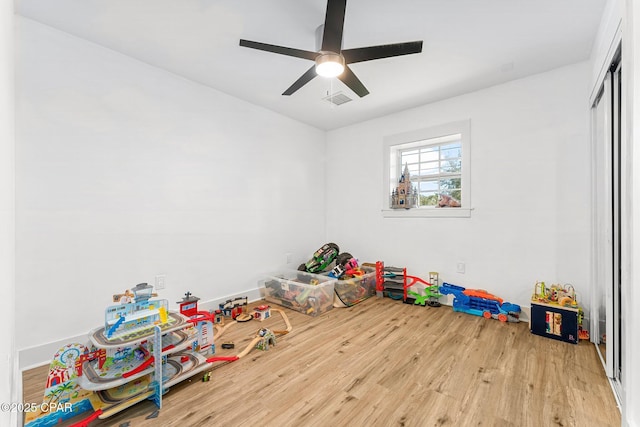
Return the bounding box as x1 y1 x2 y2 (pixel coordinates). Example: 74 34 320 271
155 274 166 290
286 253 293 264
456 262 466 274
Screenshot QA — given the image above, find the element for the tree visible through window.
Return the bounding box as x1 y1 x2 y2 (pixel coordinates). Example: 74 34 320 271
397 134 462 207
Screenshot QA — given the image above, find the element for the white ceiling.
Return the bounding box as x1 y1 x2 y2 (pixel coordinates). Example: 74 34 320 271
16 0 607 130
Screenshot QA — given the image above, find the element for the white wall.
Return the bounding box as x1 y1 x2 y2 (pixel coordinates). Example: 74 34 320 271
624 2 640 426
15 17 326 366
325 63 591 313
1 3 18 427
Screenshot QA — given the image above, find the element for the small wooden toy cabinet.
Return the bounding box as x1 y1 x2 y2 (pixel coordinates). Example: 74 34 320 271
530 301 580 344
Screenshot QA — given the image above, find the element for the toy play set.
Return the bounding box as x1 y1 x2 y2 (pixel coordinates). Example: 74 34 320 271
374 260 521 321
25 287 292 427
25 242 587 425
440 283 521 322
530 281 587 344
374 261 443 307
390 163 419 209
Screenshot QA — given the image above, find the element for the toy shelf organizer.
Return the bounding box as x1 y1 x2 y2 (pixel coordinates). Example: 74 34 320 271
374 261 442 306
375 261 406 300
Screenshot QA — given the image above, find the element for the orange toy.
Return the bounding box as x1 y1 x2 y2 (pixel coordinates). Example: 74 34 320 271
462 288 503 304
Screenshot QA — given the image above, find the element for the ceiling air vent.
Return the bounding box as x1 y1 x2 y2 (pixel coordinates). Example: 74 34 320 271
323 91 352 106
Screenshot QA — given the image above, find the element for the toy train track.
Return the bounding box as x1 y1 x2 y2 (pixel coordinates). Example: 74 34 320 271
97 381 155 404
25 286 295 427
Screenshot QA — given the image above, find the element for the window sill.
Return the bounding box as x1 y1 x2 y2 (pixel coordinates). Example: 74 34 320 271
382 207 472 218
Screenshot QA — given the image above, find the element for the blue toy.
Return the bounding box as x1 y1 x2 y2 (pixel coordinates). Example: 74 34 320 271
439 283 520 322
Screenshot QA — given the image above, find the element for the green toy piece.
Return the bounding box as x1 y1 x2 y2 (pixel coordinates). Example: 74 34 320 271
408 284 443 307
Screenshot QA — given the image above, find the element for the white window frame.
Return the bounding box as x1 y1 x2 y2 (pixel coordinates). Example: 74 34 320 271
382 120 471 218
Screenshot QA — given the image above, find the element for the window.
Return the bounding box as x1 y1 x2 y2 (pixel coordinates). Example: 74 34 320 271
383 120 471 218
399 135 462 207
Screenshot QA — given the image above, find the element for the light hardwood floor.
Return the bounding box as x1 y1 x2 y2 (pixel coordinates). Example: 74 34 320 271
23 297 620 426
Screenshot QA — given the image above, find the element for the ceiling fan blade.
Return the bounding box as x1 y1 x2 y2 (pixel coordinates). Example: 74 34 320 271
240 39 318 61
342 41 423 64
321 0 347 52
337 65 369 97
283 66 318 96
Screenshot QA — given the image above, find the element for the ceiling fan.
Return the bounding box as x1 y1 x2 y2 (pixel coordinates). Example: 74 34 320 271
239 0 423 97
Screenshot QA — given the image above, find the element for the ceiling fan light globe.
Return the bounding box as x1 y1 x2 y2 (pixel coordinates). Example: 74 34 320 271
315 53 345 78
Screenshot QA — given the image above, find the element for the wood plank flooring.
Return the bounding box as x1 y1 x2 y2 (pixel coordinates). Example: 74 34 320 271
22 297 620 426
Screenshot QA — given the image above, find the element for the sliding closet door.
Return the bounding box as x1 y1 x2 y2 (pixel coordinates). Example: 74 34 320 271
591 49 622 392
611 59 622 385
592 73 613 376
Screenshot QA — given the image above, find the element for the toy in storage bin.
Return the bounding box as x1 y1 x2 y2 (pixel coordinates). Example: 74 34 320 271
260 270 336 317
332 266 376 307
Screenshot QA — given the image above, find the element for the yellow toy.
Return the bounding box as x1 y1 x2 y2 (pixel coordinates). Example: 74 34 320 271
532 281 547 302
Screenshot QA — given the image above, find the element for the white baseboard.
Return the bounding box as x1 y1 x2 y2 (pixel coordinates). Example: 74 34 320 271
19 287 264 372
19 333 87 372
195 286 263 314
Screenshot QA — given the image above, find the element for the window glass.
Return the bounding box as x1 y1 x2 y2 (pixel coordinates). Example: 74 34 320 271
383 120 470 217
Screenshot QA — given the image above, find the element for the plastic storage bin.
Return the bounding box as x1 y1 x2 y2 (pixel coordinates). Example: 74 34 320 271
332 266 377 307
259 270 336 317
